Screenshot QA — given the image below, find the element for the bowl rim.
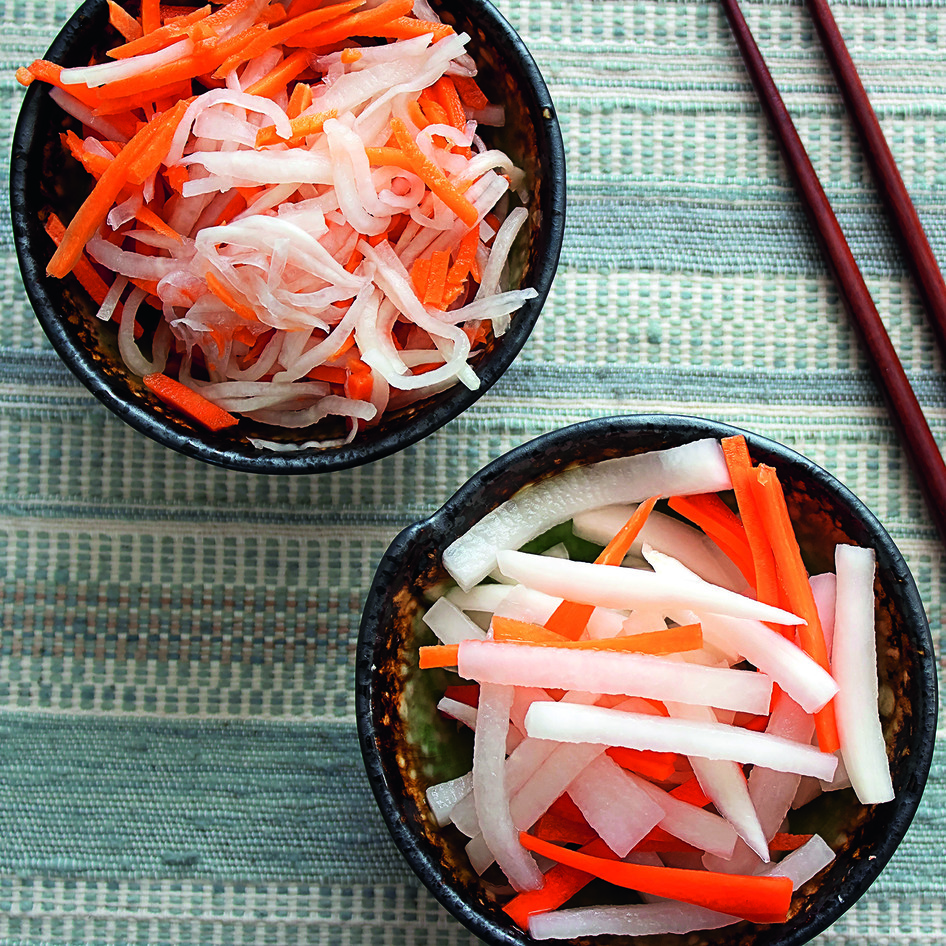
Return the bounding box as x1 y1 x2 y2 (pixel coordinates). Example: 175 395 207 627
9 0 566 474
356 412 938 946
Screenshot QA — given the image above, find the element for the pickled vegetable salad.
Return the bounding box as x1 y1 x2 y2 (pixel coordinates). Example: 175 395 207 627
19 0 535 443
421 435 893 938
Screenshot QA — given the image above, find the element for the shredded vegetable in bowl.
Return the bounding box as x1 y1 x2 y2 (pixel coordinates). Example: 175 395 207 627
357 419 935 946
15 0 554 454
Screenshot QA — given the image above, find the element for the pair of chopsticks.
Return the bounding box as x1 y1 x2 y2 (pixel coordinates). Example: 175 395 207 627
720 0 946 542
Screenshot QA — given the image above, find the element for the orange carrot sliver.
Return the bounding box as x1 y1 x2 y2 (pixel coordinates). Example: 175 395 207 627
519 833 794 924
141 0 162 35
669 492 756 587
244 48 311 97
721 434 781 610
770 832 814 852
390 118 478 227
491 616 567 644
606 745 677 782
289 0 413 47
544 496 659 639
668 775 711 808
418 644 458 669
42 212 109 305
142 373 239 431
134 205 182 242
205 271 257 321
107 0 143 40
108 4 210 57
453 74 489 110
502 838 615 930
754 464 840 753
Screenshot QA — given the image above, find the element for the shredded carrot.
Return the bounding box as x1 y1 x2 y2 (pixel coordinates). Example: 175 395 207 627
289 0 413 47
107 0 144 40
389 118 479 227
606 746 677 782
668 493 756 587
453 74 489 110
441 683 478 707
213 0 364 76
770 832 814 852
15 66 34 87
754 464 840 753
418 643 459 669
205 271 257 320
410 256 431 298
134 205 182 242
142 373 239 430
544 495 659 639
503 837 615 930
340 46 362 63
721 434 782 614
434 76 466 129
668 775 711 808
108 4 210 58
243 48 311 97
491 616 567 643
363 14 455 42
519 833 794 924
42 211 110 306
345 360 374 401
256 108 337 147
140 0 162 35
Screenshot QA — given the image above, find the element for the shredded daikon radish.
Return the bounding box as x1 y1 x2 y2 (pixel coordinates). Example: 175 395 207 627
425 771 472 826
833 544 894 805
31 4 534 442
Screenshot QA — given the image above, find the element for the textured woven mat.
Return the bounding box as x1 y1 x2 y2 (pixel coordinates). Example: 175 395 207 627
1 0 944 943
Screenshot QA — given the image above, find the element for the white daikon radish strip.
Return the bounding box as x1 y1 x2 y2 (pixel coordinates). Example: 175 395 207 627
567 754 666 857
471 683 543 891
833 544 894 805
61 38 193 87
95 275 127 323
442 439 733 592
528 901 741 940
703 691 815 874
458 639 773 715
426 771 472 826
49 87 130 141
624 772 738 860
119 287 168 377
437 697 478 731
811 572 838 660
695 613 838 714
618 609 669 637
757 834 836 888
498 550 803 627
444 583 514 615
462 693 606 869
664 701 768 861
525 702 836 780
573 505 748 592
422 596 488 645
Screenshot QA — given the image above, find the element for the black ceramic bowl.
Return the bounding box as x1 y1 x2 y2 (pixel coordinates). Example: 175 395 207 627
11 0 564 473
356 414 937 946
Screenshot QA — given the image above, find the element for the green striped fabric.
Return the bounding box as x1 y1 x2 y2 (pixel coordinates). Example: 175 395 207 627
0 0 943 943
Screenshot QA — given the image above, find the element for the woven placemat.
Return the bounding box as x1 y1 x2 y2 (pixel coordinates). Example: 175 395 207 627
0 0 943 942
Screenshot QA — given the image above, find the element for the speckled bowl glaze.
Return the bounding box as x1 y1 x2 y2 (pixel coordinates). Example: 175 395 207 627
356 414 937 946
10 0 565 473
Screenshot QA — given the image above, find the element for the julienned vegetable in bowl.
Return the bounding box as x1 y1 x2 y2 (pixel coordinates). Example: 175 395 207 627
356 414 936 946
10 0 564 473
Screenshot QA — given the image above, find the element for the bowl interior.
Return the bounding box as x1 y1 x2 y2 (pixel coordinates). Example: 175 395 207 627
10 0 565 473
356 414 937 946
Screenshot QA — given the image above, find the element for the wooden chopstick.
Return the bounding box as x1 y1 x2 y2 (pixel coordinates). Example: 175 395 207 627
805 0 946 360
719 0 946 542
